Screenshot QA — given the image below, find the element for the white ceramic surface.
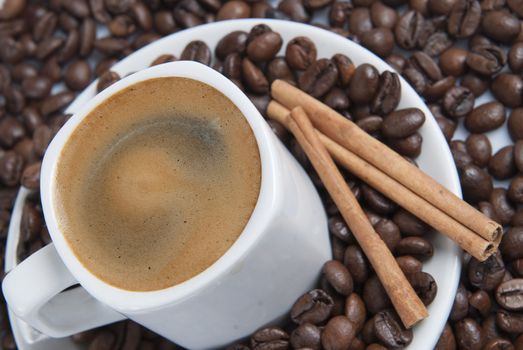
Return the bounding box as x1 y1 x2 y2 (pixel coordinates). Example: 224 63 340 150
4 19 463 350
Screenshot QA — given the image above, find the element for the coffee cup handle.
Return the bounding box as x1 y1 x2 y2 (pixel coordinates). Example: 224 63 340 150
2 244 126 337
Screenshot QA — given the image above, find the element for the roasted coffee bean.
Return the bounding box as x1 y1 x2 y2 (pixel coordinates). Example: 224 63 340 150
12 63 38 82
242 58 269 94
361 27 395 58
348 64 379 105
373 310 413 348
374 219 401 251
285 37 317 70
357 115 383 133
323 260 353 296
489 146 516 180
454 318 484 350
443 86 475 118
496 309 523 334
330 54 354 87
79 18 95 57
440 47 468 77
467 45 506 76
435 115 457 141
396 255 423 274
381 108 425 138
482 10 521 43
94 37 129 56
386 54 407 72
500 226 523 261
395 236 433 260
180 41 211 65
509 108 523 140
246 31 282 63
130 2 152 31
328 0 352 27
33 12 57 43
328 215 352 242
370 2 397 28
450 284 470 321
349 7 373 36
495 279 523 311
343 245 369 285
361 184 396 215
290 323 321 350
395 10 424 49
344 293 366 332
40 57 61 83
222 53 242 80
40 91 75 117
298 58 338 98
462 72 490 97
291 289 334 325
64 60 91 91
267 57 295 84
0 117 26 148
21 107 43 134
321 316 356 350
304 0 332 10
490 188 516 225
448 0 481 38
469 290 491 317
509 42 523 73
5 85 25 113
511 208 523 226
21 75 53 101
324 88 350 110
109 15 136 37
452 141 474 169
465 101 505 133
331 235 346 262
97 70 120 92
429 68 454 92
423 31 453 57
217 1 251 20
153 11 176 34
277 0 309 22
150 54 176 66
508 176 523 203
33 125 52 157
21 162 41 191
132 33 160 51
0 0 25 20
465 133 492 167
406 271 437 305
491 73 523 108
371 71 400 115
363 275 391 314
21 201 41 244
215 31 248 61
14 138 37 165
61 0 90 18
388 132 423 158
250 327 289 350
0 151 23 187
403 67 427 94
482 338 515 350
428 0 457 15
468 253 505 291
435 323 456 350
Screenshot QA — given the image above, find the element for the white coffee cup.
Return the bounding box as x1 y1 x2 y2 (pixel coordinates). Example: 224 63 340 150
2 61 330 349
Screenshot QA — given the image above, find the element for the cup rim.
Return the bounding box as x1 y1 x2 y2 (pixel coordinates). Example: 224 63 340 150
40 61 280 311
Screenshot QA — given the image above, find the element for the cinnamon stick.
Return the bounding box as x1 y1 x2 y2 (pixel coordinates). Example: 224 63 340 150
286 106 428 328
267 101 497 261
271 79 502 244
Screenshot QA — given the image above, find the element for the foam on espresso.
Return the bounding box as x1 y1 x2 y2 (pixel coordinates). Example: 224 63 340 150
54 77 261 291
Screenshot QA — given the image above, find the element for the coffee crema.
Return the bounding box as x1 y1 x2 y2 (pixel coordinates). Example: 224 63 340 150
54 77 261 291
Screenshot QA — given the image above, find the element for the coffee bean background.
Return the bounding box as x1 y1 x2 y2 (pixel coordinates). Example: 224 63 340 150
1 0 523 349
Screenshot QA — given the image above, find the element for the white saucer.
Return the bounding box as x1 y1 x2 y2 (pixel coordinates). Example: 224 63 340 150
5 19 462 350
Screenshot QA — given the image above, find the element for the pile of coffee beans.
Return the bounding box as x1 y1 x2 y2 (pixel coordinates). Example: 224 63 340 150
0 0 523 349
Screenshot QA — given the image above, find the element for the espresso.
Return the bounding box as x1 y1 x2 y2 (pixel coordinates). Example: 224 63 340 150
54 77 261 291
